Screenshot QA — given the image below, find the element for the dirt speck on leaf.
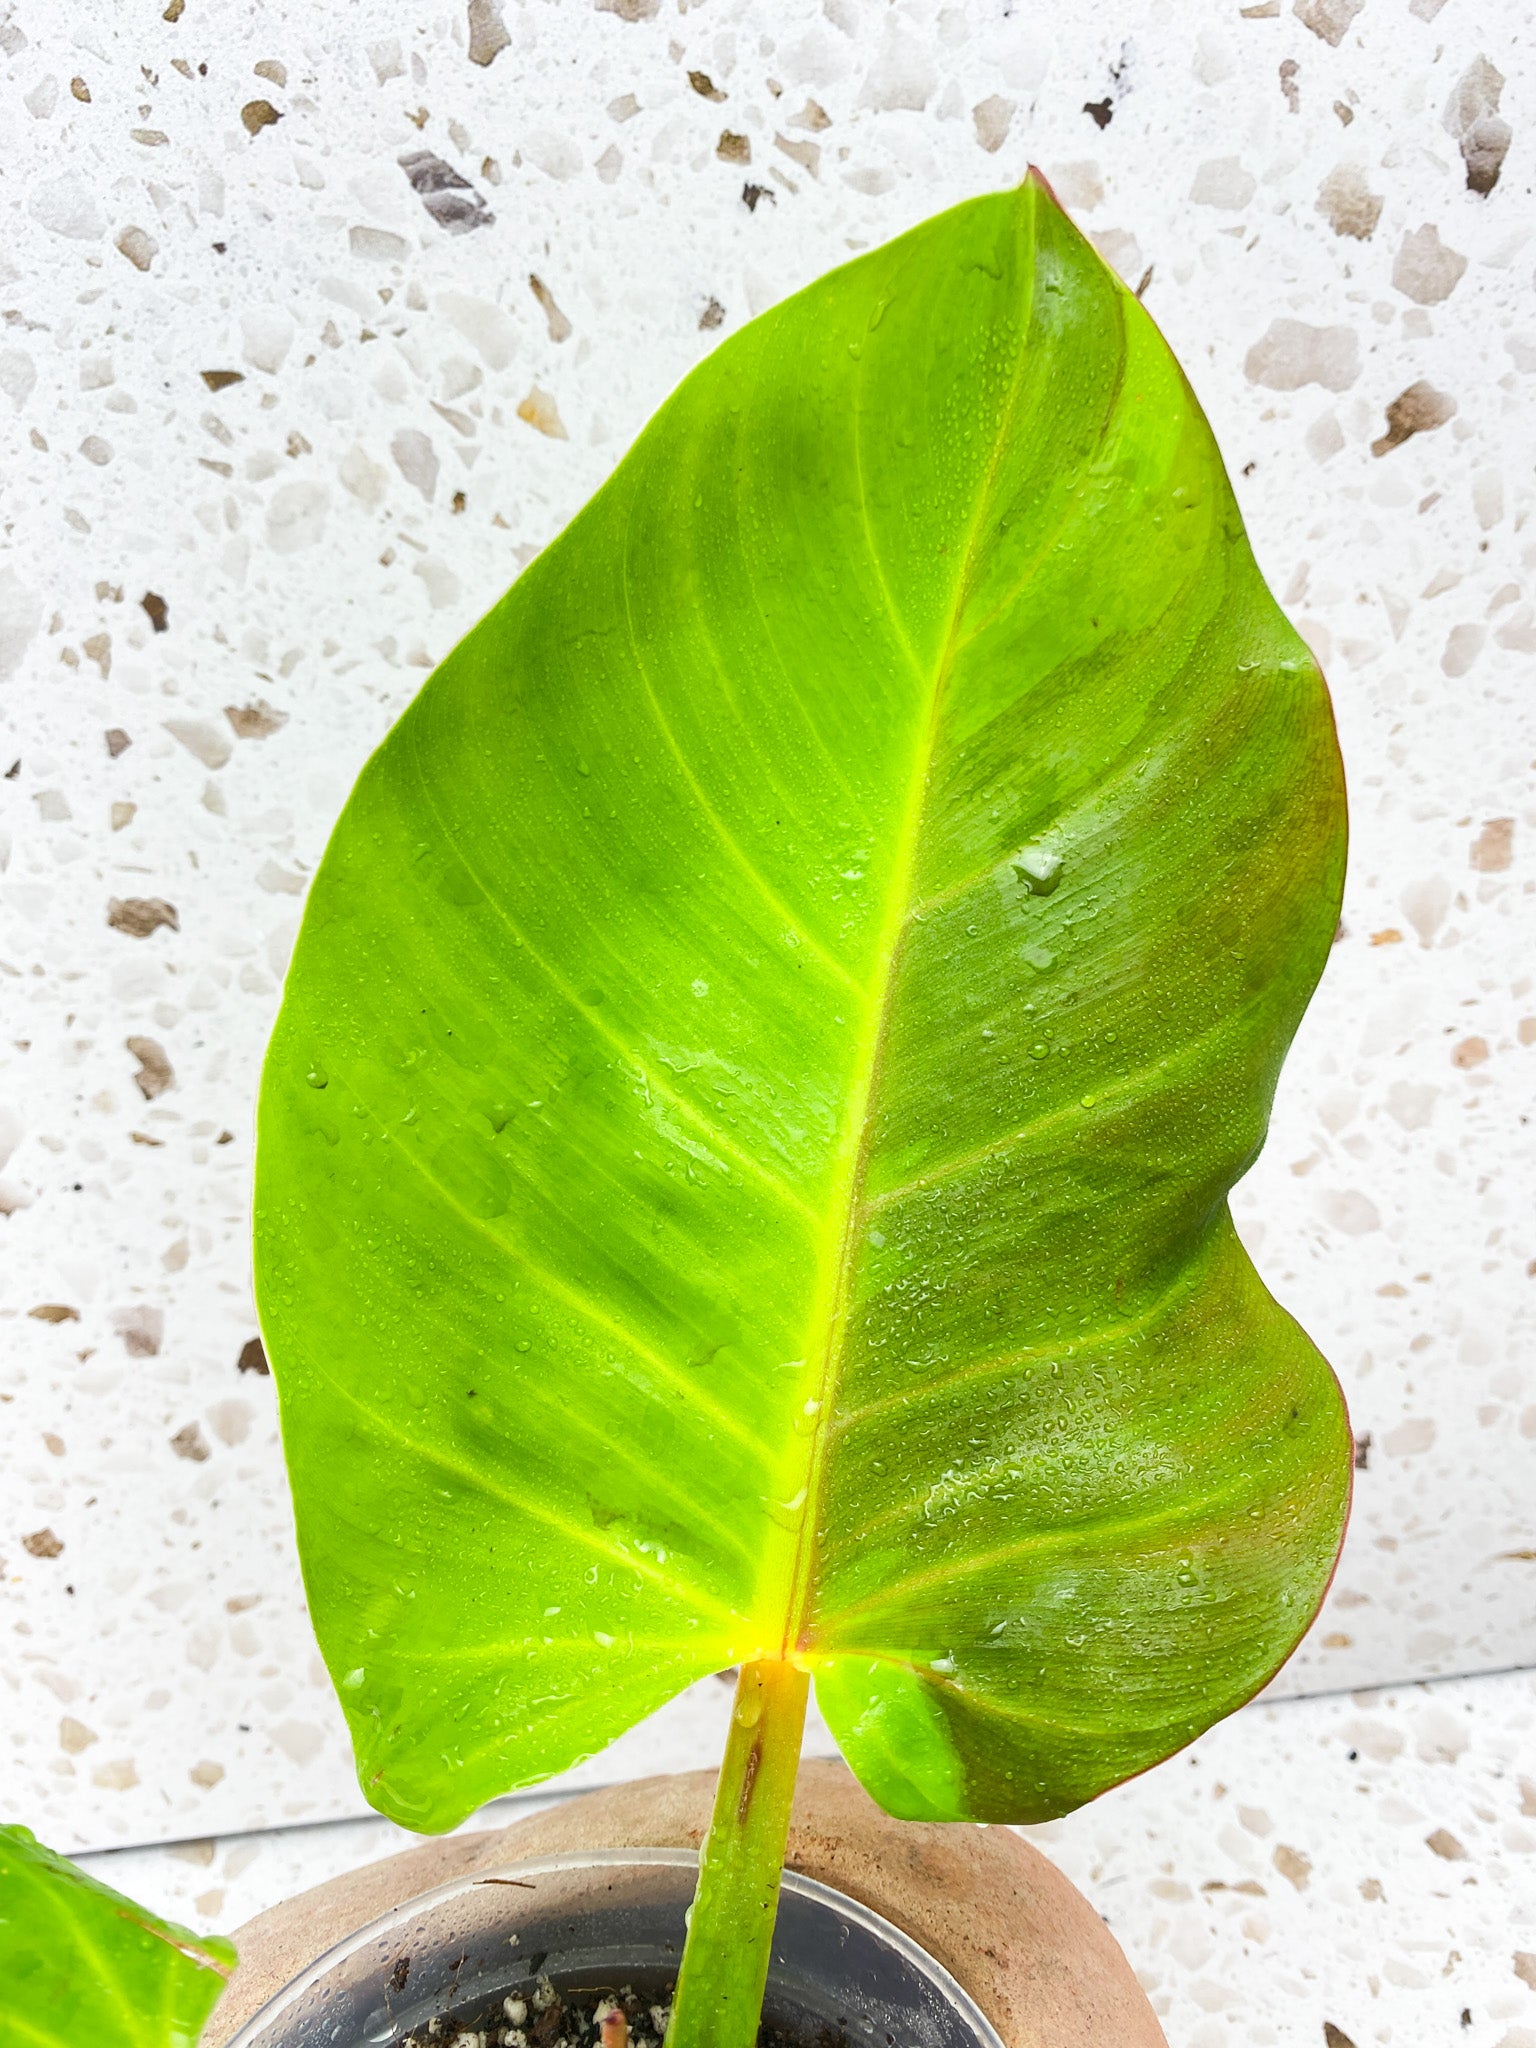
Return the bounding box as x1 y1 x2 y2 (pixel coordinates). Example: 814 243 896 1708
108 897 178 939
1371 380 1456 456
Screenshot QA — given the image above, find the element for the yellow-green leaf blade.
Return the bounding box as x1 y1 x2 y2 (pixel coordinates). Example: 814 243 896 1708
256 177 1349 1831
0 1825 235 2048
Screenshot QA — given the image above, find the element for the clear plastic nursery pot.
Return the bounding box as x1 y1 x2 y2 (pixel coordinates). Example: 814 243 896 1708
224 1850 1004 2048
208 1766 1168 2048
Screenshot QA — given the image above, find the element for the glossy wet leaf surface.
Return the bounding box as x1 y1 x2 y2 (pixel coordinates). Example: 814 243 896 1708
0 1825 234 2046
256 177 1349 1830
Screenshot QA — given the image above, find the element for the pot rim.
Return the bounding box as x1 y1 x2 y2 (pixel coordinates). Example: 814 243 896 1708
225 1846 1007 2048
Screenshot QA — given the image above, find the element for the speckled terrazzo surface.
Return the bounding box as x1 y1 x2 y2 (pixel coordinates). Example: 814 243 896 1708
2 0 1533 1866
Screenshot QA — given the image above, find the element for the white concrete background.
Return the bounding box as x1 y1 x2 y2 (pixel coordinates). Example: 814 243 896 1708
2 0 1533 2017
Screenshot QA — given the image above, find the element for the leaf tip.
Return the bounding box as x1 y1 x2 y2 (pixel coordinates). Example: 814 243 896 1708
1022 162 1062 211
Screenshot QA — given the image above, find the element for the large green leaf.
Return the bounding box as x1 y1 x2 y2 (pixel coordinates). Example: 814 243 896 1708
255 176 1349 1830
0 1825 235 2046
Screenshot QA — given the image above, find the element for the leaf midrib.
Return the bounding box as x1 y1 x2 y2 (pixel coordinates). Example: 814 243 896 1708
779 189 1045 1657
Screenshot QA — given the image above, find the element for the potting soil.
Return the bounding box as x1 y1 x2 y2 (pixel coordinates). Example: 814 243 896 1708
393 1973 850 2048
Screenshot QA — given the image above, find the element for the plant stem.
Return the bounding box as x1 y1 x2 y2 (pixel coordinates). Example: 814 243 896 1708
666 1659 809 2048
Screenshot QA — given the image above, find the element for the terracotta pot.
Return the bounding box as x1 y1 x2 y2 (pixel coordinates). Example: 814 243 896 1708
211 1760 1165 2048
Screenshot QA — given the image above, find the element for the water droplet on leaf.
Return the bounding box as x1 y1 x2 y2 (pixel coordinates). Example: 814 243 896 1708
1013 846 1062 896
